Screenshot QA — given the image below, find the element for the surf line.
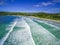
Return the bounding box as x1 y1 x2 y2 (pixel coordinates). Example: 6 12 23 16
23 19 36 45
0 19 17 45
34 19 60 29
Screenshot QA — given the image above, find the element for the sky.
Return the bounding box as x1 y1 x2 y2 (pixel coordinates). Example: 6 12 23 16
0 0 60 13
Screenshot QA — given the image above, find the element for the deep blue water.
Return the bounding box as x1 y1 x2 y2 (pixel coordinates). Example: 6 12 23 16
0 16 17 24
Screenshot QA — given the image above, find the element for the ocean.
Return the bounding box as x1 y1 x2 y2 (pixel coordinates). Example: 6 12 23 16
0 16 60 45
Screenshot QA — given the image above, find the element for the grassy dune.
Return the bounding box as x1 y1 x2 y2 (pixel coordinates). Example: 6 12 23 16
0 12 60 21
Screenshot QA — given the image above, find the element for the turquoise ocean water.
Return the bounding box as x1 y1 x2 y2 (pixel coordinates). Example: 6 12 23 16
0 16 60 45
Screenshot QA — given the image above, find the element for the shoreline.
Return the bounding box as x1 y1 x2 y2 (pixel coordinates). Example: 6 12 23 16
29 16 60 23
0 15 60 23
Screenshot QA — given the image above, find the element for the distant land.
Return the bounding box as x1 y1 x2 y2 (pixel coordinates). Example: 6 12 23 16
0 12 60 21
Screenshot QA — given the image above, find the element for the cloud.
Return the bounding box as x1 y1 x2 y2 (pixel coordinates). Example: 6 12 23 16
33 5 41 7
0 0 14 5
0 1 4 5
0 0 8 6
33 0 60 7
47 8 60 10
51 8 60 10
33 2 54 7
49 8 60 13
41 2 53 6
53 0 60 2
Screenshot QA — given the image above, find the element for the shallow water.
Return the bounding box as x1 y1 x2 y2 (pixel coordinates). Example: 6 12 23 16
0 16 60 45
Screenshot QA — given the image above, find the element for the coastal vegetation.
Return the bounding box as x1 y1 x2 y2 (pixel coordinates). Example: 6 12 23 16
0 12 60 20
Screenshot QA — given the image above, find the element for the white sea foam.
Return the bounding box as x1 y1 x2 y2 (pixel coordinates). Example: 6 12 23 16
4 18 35 45
34 19 60 29
1 17 60 45
24 18 60 45
0 19 17 45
